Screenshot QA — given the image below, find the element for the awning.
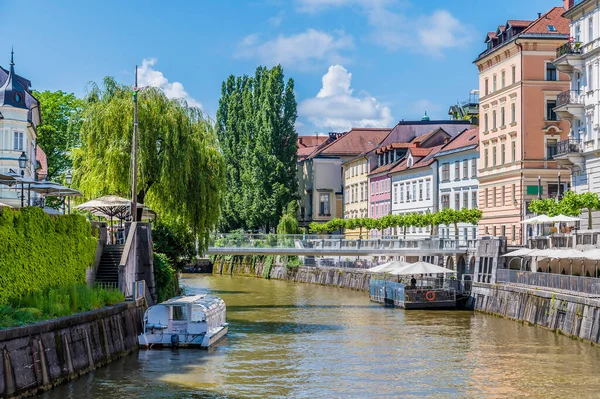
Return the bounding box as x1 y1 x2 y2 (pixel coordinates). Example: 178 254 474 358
502 248 534 257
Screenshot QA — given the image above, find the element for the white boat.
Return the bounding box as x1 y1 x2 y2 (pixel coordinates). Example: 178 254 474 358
138 294 228 348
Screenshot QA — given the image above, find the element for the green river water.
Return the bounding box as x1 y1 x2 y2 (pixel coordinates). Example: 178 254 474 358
40 274 600 398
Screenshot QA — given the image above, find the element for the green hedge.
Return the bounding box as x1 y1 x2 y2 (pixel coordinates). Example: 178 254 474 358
0 207 97 304
154 252 178 303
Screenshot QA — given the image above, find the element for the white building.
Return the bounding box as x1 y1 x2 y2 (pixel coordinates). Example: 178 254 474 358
0 52 44 207
553 0 600 227
435 128 480 240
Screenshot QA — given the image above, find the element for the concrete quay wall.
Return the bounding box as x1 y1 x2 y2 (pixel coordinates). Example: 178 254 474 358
472 283 600 344
214 257 372 291
0 301 144 398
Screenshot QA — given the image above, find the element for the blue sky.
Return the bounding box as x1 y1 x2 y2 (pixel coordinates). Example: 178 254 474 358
3 0 561 135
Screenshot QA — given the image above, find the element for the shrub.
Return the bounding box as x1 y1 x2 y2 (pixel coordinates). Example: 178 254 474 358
0 207 97 304
154 253 178 303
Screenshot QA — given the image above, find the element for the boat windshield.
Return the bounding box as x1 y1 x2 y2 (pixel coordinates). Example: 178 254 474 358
172 305 188 321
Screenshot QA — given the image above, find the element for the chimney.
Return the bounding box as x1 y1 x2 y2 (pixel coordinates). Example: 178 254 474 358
444 137 450 144
537 12 541 19
564 0 574 10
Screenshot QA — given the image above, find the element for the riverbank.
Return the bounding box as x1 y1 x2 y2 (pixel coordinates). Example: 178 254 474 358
213 256 374 291
471 282 600 344
0 300 144 398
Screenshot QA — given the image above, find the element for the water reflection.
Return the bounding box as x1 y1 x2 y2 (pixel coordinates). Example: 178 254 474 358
40 274 600 398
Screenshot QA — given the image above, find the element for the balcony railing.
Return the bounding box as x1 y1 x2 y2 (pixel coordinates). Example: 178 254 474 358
555 41 583 59
556 90 584 108
556 138 581 155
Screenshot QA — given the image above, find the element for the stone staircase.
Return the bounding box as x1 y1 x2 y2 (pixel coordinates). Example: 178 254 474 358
94 244 124 289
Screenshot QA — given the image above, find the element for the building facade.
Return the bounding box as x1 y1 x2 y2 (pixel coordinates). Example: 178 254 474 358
0 53 42 207
475 7 571 244
435 128 480 241
342 155 369 220
553 0 600 229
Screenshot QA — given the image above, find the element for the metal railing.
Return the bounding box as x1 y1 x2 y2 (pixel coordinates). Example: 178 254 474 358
404 288 456 304
496 269 600 296
556 139 581 156
556 90 584 108
555 42 583 59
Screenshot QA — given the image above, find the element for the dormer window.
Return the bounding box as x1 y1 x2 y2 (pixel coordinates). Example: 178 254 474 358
407 156 413 167
547 25 556 32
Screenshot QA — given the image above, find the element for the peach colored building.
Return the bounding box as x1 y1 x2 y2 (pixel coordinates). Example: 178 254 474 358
475 7 570 244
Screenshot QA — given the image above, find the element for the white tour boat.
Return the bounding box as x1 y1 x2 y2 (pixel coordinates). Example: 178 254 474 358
138 294 228 348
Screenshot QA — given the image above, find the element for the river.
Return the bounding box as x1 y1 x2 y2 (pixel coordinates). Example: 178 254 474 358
40 274 600 398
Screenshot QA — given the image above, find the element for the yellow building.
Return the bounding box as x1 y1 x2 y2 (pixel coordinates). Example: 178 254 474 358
342 154 370 238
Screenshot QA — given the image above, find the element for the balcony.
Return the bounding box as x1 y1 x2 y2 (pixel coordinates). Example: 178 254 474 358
553 42 584 75
553 90 585 121
553 138 585 169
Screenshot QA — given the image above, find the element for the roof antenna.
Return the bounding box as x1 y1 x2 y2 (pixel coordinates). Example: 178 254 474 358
10 46 14 67
537 12 541 18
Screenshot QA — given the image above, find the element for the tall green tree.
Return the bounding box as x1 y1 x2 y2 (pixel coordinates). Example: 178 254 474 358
72 77 225 250
32 90 84 180
217 65 298 232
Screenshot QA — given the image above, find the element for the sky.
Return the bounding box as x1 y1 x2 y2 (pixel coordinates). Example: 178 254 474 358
2 0 563 135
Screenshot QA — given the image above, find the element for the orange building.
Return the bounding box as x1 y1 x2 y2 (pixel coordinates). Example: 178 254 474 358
474 7 571 244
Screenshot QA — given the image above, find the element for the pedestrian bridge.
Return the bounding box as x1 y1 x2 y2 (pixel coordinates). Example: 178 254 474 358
206 234 475 257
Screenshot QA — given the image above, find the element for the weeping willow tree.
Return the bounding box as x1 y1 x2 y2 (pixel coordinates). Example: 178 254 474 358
72 77 225 250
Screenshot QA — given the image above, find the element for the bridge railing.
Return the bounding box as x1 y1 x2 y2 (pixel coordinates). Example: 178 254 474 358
210 233 472 251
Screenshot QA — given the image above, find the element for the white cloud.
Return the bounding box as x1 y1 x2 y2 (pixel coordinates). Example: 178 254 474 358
268 12 284 27
235 29 354 70
299 65 394 132
295 0 473 56
137 58 202 108
413 99 440 114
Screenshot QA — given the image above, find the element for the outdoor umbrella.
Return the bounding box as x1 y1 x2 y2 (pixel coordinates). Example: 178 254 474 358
502 248 534 257
520 215 553 224
75 195 135 243
0 201 11 208
367 260 410 273
388 261 455 275
550 215 580 223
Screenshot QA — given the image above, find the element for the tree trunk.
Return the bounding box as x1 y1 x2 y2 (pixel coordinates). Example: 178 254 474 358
430 224 434 236
454 222 459 240
403 226 407 239
589 209 593 230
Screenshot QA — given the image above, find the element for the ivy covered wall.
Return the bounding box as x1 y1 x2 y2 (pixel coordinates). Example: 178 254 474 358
0 207 97 304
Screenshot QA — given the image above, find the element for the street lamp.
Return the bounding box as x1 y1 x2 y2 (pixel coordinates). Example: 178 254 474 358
557 172 562 201
65 170 72 214
537 176 542 200
18 151 27 208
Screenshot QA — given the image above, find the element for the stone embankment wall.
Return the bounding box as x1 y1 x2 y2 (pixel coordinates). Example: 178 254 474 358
214 257 373 291
0 301 144 398
472 283 600 344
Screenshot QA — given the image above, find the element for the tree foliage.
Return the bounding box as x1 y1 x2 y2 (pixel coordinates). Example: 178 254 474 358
32 90 84 180
529 191 600 229
216 65 298 232
72 77 225 251
277 201 301 235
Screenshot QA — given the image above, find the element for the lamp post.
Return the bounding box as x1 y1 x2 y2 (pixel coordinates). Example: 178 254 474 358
65 170 72 214
557 172 562 201
537 176 542 200
18 151 27 208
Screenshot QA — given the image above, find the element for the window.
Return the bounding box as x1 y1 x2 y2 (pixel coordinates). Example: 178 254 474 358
493 226 497 236
426 180 431 200
492 110 497 129
501 225 506 237
371 204 374 216
511 103 516 124
546 138 558 159
512 65 516 84
492 146 497 166
546 100 557 121
512 225 516 241
484 114 489 131
493 187 497 207
484 149 489 168
454 193 460 210
589 64 594 91
512 184 516 205
463 160 468 179
400 184 404 202
371 182 374 196
13 132 23 151
501 186 506 206
454 161 460 180
501 70 506 88
419 181 423 200
172 305 188 321
412 183 416 202
501 143 506 165
546 63 557 81
485 79 489 95
589 17 594 43
575 24 581 42
319 193 330 216
511 141 516 162
500 107 505 127
463 192 469 209
472 191 478 208
442 194 450 209
493 74 497 92
441 163 450 182
394 184 398 203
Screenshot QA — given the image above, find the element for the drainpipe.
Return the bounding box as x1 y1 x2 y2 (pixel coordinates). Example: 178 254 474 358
516 39 525 245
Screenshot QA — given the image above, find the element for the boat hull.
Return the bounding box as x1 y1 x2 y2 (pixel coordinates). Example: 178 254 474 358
138 325 228 349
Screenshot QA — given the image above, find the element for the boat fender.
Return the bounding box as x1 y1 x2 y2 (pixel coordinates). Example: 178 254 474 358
171 334 180 347
425 291 436 301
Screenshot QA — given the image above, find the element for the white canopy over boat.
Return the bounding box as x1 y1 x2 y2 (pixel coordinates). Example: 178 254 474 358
388 261 455 275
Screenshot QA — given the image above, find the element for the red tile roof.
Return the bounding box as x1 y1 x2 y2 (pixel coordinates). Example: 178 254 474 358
412 145 444 168
375 142 414 154
437 128 479 153
522 7 569 35
507 19 532 28
315 128 390 157
410 148 434 157
297 135 328 149
36 146 48 179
